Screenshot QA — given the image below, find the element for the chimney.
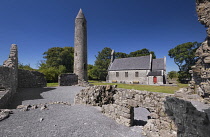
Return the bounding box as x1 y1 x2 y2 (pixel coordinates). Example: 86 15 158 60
111 50 115 63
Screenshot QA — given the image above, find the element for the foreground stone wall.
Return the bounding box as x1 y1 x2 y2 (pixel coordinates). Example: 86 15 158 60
58 73 78 86
104 88 177 137
190 0 210 98
18 69 46 88
165 97 210 137
75 85 210 137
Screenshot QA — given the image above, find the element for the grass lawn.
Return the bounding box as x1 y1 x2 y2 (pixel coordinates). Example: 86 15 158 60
47 81 188 94
47 83 59 87
89 80 188 94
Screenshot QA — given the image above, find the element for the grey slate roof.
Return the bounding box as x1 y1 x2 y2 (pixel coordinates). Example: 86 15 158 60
108 55 151 71
152 58 165 71
148 71 162 76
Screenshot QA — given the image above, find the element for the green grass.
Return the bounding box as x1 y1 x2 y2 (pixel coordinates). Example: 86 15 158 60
47 81 188 94
47 83 58 87
89 80 188 94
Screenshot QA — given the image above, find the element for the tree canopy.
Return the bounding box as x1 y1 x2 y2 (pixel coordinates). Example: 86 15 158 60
129 48 156 59
43 47 74 73
168 71 178 79
93 47 112 80
39 47 74 82
18 63 35 71
168 42 201 82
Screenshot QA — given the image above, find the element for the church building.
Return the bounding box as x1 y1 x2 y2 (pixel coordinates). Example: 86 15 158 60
106 51 166 85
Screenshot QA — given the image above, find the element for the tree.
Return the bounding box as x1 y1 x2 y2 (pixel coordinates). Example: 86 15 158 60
168 71 178 79
94 47 112 80
88 65 104 80
38 47 73 82
18 63 35 71
42 47 74 73
168 42 201 82
39 65 66 83
129 48 156 59
115 52 128 58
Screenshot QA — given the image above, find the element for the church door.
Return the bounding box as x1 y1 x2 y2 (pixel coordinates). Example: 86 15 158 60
153 76 157 84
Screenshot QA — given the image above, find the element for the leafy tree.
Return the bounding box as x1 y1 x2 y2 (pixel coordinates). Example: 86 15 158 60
168 42 201 82
38 47 73 82
115 52 128 58
168 71 178 79
18 63 35 71
42 47 74 73
88 64 96 80
88 65 104 80
129 48 156 59
39 65 66 83
94 47 112 80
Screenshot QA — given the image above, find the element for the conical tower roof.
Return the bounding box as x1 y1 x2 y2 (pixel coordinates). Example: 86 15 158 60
76 9 86 19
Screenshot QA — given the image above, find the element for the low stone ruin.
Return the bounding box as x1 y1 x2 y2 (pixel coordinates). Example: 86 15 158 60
75 85 116 106
58 73 89 87
58 73 78 86
74 85 210 137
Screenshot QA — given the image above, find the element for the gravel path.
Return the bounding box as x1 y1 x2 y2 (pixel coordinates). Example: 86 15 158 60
0 86 145 137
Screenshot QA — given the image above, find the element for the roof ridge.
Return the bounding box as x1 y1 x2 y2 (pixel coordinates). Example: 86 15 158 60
114 55 150 60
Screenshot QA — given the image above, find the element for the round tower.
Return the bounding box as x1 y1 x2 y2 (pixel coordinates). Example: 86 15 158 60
74 9 88 83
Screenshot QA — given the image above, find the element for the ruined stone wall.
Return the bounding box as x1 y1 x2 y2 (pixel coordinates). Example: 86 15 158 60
0 67 14 108
190 0 210 98
58 73 78 86
0 44 46 108
18 69 46 88
165 97 210 137
0 44 18 108
74 85 116 106
75 85 210 137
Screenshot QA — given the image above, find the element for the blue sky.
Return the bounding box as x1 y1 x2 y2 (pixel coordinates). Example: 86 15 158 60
0 0 206 72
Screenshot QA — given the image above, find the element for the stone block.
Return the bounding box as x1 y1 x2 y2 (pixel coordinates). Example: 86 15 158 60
58 73 78 86
121 106 131 114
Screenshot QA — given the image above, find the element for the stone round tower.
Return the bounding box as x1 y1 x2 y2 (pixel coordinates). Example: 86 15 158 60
74 9 88 83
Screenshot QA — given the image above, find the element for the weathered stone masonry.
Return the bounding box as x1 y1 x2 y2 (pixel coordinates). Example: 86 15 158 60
18 69 46 88
0 45 46 108
190 0 210 99
58 73 78 86
0 44 18 108
75 85 210 137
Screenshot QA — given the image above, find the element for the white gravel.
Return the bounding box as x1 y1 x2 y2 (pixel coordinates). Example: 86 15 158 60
0 86 145 137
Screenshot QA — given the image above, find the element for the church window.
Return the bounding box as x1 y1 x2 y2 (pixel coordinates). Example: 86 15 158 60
135 72 139 77
116 72 119 77
125 72 128 77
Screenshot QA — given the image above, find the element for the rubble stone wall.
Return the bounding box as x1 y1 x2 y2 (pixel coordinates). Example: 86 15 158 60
0 44 46 108
58 73 78 86
190 0 210 98
0 67 15 108
75 85 210 137
0 44 18 108
0 67 13 89
74 85 116 106
18 69 46 88
165 97 210 137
